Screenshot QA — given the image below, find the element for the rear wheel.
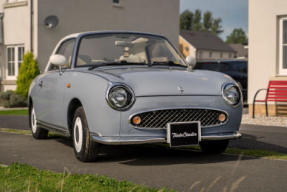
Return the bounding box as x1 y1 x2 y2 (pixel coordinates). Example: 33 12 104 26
72 106 98 162
29 106 48 139
200 140 229 154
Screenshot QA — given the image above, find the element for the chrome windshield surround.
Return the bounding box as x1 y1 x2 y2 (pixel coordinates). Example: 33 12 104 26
129 107 229 130
106 82 135 111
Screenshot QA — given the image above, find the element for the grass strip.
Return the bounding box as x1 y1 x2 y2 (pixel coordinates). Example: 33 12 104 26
0 163 173 192
0 128 31 135
0 109 28 116
225 148 287 160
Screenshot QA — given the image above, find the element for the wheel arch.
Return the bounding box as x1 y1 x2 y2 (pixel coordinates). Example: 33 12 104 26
67 98 83 135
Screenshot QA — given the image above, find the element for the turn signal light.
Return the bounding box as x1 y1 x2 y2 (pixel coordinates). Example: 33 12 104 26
132 116 142 125
218 113 227 122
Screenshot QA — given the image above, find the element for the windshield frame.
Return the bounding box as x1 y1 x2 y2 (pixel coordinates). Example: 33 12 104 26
72 32 187 69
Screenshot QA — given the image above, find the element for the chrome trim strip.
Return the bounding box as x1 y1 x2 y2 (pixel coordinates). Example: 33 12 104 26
91 136 166 145
128 107 229 130
37 120 70 136
91 132 241 145
201 132 242 141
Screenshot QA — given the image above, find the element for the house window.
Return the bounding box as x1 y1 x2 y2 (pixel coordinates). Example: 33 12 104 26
279 17 287 75
197 51 201 59
6 45 24 80
113 0 120 4
220 52 223 59
209 52 213 58
229 53 233 58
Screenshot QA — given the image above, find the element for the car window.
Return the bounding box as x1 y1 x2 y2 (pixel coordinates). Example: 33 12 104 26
76 34 185 67
49 38 76 71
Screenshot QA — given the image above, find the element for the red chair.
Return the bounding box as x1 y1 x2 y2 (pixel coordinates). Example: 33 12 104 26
253 80 287 118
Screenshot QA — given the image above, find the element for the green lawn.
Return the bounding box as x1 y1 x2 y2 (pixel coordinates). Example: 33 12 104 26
0 163 172 192
0 109 28 116
225 148 287 160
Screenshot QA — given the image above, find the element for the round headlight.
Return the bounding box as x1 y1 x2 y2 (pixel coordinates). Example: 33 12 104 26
107 84 134 110
222 84 241 106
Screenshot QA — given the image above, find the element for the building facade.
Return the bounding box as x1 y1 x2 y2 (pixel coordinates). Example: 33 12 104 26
179 30 236 61
0 0 180 91
249 0 287 116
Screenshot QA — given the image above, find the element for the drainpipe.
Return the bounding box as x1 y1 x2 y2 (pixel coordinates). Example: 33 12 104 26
30 0 34 53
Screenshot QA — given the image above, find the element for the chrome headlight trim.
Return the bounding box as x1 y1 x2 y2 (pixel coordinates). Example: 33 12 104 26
222 83 242 107
106 82 135 111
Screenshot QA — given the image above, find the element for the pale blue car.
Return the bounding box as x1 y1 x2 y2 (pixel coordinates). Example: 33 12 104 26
29 31 242 162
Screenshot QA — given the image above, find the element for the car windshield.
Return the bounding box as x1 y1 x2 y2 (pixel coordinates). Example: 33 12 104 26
76 33 186 69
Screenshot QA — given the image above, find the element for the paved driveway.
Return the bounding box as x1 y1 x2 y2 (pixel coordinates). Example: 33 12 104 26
0 132 286 192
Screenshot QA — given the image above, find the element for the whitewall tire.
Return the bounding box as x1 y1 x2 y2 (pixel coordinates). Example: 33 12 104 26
29 106 48 139
72 106 98 162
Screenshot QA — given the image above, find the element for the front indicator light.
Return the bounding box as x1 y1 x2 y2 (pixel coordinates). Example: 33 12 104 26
132 116 142 125
218 113 227 122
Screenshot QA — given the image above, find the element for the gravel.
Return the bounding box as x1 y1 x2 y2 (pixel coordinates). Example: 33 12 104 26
242 114 287 127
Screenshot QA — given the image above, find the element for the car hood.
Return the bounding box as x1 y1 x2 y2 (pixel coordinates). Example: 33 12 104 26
89 67 235 96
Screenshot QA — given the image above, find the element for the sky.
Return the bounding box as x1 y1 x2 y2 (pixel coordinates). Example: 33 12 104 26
180 0 248 40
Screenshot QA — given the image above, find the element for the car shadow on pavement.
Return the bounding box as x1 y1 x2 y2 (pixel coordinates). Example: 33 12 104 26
230 133 287 154
50 135 257 166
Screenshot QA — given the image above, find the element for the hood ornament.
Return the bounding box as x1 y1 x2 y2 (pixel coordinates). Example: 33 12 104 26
177 86 184 94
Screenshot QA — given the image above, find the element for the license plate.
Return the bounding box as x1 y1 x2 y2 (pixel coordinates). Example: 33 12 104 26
167 122 201 147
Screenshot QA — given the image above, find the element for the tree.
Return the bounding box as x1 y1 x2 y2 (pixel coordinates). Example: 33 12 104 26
203 11 213 31
16 52 40 98
211 18 223 35
193 9 202 31
226 28 248 44
180 10 193 30
180 9 224 35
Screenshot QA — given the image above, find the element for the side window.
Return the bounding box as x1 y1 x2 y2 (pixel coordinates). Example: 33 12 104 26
49 39 75 71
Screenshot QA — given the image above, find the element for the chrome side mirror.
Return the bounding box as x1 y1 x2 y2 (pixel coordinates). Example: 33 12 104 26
186 56 196 72
49 54 67 75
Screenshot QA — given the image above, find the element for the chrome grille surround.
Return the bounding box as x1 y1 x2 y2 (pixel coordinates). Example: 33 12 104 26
129 108 228 129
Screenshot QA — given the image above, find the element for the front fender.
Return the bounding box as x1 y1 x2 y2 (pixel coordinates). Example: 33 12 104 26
63 71 121 137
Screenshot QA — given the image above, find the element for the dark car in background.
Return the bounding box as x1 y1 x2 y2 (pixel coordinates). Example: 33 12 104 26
194 60 248 102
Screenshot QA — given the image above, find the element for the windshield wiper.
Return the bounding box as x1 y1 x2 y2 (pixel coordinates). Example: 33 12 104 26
88 61 148 70
151 61 186 68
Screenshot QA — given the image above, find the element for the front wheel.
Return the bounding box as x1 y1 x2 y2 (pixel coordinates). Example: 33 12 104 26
200 140 229 154
72 106 99 162
29 106 48 139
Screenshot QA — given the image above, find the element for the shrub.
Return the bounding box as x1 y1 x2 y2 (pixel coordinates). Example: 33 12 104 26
0 91 27 108
16 52 40 98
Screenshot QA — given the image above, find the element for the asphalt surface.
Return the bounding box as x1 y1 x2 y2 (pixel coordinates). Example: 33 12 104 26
0 132 286 192
0 115 287 191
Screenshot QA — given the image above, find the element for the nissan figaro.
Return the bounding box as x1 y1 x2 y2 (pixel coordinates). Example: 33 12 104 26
29 31 242 162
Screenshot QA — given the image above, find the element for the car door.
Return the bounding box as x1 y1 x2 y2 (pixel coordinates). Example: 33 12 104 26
36 38 76 129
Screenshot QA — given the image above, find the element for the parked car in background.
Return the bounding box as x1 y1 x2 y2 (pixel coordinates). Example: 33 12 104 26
29 31 242 162
194 60 248 102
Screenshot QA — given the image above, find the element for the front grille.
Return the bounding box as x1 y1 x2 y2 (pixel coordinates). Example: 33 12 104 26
130 109 228 129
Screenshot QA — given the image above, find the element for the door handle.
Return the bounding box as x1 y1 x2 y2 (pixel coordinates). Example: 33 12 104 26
38 80 43 88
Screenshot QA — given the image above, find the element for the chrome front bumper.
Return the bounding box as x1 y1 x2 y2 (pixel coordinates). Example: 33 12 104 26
91 132 242 145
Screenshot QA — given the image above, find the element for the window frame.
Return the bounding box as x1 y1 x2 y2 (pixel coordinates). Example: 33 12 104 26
6 45 24 80
279 16 287 75
48 38 76 72
113 0 120 5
